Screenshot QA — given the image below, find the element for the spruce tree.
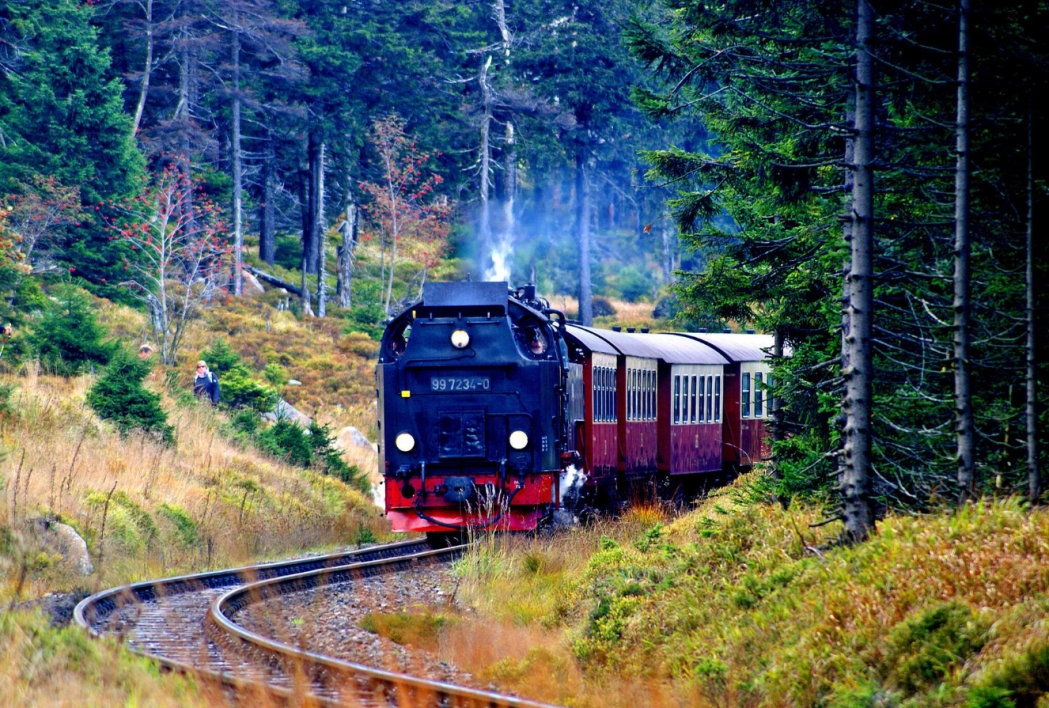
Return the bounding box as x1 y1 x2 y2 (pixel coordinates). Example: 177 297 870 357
87 349 173 445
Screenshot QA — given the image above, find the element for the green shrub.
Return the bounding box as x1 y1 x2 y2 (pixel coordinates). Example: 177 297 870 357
307 420 365 489
884 603 987 692
257 420 312 467
975 643 1049 708
30 287 115 375
157 503 199 546
87 350 173 444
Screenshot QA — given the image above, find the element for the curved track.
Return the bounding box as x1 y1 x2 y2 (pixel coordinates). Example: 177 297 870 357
208 548 556 707
74 540 556 707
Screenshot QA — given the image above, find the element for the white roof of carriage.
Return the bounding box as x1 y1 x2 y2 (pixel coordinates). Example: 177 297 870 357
566 326 729 365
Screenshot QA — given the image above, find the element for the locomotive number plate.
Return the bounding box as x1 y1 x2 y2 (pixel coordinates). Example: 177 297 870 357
431 376 490 392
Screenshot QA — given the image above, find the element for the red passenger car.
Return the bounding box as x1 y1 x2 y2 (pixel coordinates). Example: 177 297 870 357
675 333 775 469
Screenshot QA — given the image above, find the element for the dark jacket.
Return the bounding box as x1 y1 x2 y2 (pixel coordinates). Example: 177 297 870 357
194 371 221 405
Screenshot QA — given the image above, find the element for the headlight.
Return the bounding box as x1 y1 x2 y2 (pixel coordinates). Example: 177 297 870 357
395 433 416 453
450 329 470 349
509 430 529 450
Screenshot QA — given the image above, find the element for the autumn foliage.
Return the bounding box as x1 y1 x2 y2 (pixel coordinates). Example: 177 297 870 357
359 115 451 315
99 164 230 365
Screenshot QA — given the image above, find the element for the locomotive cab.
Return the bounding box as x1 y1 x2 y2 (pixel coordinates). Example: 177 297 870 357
378 281 566 533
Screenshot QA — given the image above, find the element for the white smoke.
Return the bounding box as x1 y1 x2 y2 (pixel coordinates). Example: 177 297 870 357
559 464 586 506
485 237 513 282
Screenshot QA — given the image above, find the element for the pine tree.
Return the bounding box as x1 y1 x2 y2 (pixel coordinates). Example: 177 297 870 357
87 349 174 444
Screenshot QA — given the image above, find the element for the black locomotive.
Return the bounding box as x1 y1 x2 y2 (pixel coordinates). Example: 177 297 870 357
378 282 568 533
378 281 775 534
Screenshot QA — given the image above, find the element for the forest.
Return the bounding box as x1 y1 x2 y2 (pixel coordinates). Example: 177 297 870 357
1 0 1048 539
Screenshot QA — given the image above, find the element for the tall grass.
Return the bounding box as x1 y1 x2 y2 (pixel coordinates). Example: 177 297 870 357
0 366 386 598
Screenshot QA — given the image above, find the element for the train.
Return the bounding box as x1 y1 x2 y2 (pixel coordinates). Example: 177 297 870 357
376 281 775 535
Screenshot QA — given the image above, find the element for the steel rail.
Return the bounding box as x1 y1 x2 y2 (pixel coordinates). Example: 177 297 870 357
72 539 431 706
208 545 560 708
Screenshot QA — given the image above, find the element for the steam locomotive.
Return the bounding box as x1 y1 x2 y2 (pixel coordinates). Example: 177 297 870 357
377 281 774 535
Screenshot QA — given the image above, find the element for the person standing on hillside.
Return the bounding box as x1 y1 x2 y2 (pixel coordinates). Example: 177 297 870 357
193 360 221 406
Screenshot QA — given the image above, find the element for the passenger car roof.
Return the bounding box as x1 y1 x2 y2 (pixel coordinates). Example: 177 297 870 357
669 333 776 363
563 325 618 355
566 326 729 365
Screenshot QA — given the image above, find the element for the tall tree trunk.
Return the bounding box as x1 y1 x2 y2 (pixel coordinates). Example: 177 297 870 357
841 0 876 542
661 207 674 284
301 131 318 276
478 55 493 278
954 0 974 497
1026 93 1041 502
317 143 327 318
576 153 594 326
131 0 153 137
298 171 310 312
336 193 357 308
259 130 276 265
231 18 244 296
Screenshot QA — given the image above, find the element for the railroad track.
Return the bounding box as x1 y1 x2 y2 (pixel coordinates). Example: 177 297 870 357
74 540 556 708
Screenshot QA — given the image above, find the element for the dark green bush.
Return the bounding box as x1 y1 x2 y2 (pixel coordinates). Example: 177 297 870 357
86 349 173 444
974 643 1049 708
257 420 313 467
884 603 987 692
30 287 115 375
308 420 365 489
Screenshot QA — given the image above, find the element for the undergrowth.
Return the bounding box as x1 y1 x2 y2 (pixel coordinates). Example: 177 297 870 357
446 479 1049 708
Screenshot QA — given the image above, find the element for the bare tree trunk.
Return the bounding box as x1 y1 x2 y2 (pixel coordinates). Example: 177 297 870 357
576 153 593 326
954 0 974 497
1026 93 1041 502
478 55 493 278
317 143 327 318
841 0 876 542
336 195 357 308
661 207 674 285
306 131 322 275
231 17 244 296
299 172 310 312
259 131 276 265
131 0 153 137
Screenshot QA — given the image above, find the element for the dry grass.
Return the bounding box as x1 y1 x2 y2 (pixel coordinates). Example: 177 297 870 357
0 364 387 597
0 610 219 707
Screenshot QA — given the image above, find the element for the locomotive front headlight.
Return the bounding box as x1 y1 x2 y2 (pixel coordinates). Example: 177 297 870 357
509 430 529 450
395 432 416 453
450 329 470 349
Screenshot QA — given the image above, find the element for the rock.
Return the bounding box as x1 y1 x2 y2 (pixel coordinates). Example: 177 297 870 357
336 426 374 452
241 270 266 296
51 522 94 576
261 398 312 427
24 518 94 576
